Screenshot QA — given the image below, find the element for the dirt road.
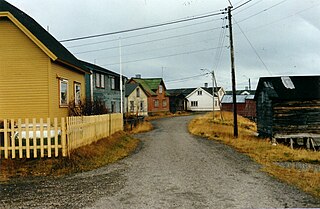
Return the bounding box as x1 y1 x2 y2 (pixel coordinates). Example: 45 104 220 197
1 116 319 208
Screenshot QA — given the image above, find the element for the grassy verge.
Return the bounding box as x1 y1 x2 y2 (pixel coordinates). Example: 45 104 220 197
188 112 320 198
146 111 191 121
0 131 139 181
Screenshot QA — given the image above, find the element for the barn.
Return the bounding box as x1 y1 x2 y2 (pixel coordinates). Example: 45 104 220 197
255 76 320 148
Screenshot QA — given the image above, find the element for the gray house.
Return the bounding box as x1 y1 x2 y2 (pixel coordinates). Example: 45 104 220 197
81 60 126 113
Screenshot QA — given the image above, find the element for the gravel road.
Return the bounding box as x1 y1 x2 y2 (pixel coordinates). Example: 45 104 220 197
1 115 320 208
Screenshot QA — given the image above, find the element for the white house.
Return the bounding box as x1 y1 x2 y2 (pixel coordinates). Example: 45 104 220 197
185 87 225 111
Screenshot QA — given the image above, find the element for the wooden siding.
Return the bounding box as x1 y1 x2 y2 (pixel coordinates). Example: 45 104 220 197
50 62 86 119
127 87 148 116
0 18 49 119
273 100 320 137
256 91 273 137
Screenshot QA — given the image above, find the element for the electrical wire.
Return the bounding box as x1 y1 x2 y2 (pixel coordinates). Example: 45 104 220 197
73 26 223 55
234 17 273 75
102 46 225 66
66 17 223 49
236 0 289 24
60 11 224 43
166 73 209 83
232 0 253 11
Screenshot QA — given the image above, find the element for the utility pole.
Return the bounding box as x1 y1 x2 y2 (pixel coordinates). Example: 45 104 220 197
119 38 123 114
211 70 215 121
228 6 238 138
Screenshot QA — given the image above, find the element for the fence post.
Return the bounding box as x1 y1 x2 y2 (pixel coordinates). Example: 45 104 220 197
47 118 52 158
54 118 59 157
18 118 23 158
25 118 30 158
4 119 8 159
61 117 67 157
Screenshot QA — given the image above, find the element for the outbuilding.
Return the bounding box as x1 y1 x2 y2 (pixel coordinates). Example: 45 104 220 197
255 76 320 148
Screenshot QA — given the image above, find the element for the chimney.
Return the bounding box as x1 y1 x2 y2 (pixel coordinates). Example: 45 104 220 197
204 83 208 88
245 86 248 90
135 74 141 79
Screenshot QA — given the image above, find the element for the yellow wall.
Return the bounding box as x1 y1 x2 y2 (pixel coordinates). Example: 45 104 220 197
0 18 49 119
127 87 148 116
50 62 85 119
0 17 86 120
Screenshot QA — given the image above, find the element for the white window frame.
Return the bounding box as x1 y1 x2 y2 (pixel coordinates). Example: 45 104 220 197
159 85 163 94
111 77 115 90
74 82 81 106
191 101 198 107
59 79 68 107
198 90 202 95
136 88 140 97
130 101 134 112
154 99 159 108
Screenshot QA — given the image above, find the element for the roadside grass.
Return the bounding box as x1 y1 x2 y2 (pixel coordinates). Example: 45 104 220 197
146 111 191 121
128 121 153 134
188 111 320 198
0 131 139 181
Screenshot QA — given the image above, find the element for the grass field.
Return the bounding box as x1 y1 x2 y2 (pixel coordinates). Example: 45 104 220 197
188 111 320 198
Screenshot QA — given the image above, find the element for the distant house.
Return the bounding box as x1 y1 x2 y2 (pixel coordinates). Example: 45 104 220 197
0 0 89 119
127 77 169 114
221 91 256 120
184 86 225 112
81 61 126 113
255 76 320 142
125 83 148 116
167 88 196 113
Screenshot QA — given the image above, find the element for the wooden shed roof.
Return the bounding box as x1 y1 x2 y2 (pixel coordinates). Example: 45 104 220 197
255 76 320 100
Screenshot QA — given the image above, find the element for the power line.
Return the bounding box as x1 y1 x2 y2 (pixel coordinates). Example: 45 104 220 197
236 0 289 24
232 0 253 11
234 17 272 75
73 26 224 55
66 17 223 49
234 0 264 15
166 73 209 83
60 11 224 43
102 46 225 66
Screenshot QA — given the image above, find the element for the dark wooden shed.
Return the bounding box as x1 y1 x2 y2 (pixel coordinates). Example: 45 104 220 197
255 76 320 147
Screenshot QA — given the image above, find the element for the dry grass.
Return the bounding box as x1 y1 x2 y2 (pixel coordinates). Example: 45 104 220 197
0 131 139 181
189 111 320 198
146 111 191 121
129 121 153 134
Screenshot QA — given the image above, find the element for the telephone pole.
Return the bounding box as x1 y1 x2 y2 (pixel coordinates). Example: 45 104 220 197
227 6 238 138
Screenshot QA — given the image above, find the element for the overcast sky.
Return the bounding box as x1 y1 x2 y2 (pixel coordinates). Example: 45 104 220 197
8 0 320 90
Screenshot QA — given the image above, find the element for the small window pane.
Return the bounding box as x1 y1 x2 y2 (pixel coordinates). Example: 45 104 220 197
101 74 105 88
60 79 68 106
74 83 81 106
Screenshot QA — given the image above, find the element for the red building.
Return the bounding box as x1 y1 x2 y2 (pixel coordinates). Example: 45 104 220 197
128 77 169 114
221 94 256 120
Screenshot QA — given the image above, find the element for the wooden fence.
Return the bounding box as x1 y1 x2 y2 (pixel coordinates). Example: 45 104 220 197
0 113 123 159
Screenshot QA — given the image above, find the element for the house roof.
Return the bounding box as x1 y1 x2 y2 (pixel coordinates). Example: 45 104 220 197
225 90 256 95
221 94 254 104
80 60 122 78
255 76 320 100
167 88 196 97
125 83 139 97
0 0 89 73
129 78 167 96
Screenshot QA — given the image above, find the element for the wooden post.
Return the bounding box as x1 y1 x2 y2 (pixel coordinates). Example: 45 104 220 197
32 118 37 158
25 118 30 158
54 118 59 157
18 119 23 158
4 119 8 159
11 119 15 159
61 117 67 157
47 118 52 158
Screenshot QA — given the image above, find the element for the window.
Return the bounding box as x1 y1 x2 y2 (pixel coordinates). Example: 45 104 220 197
191 101 198 107
162 99 167 107
215 100 218 107
59 79 68 107
111 77 115 89
130 101 134 112
74 82 81 106
159 85 163 94
198 90 202 96
140 101 144 111
111 101 116 113
136 88 140 97
154 99 159 108
95 73 105 88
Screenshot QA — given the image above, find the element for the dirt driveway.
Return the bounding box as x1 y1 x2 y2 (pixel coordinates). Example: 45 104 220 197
1 115 320 208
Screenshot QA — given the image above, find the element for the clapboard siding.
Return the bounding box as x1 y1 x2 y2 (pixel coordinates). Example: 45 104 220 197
273 100 320 136
50 62 86 119
0 18 49 119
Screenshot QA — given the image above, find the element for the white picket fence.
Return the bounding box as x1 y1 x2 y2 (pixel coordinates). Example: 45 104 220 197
0 113 123 159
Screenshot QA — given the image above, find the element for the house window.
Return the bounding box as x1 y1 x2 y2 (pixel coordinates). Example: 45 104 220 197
215 100 218 107
159 85 163 94
140 101 144 111
59 79 68 107
130 101 134 112
191 101 198 107
74 82 81 106
111 101 116 113
154 99 159 108
136 88 140 97
111 77 115 90
162 99 167 107
95 73 105 88
198 91 202 96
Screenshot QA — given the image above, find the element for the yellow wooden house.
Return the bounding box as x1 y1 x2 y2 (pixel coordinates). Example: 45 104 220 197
0 0 89 119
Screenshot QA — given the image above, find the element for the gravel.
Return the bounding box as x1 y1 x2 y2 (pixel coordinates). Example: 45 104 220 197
1 115 320 208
